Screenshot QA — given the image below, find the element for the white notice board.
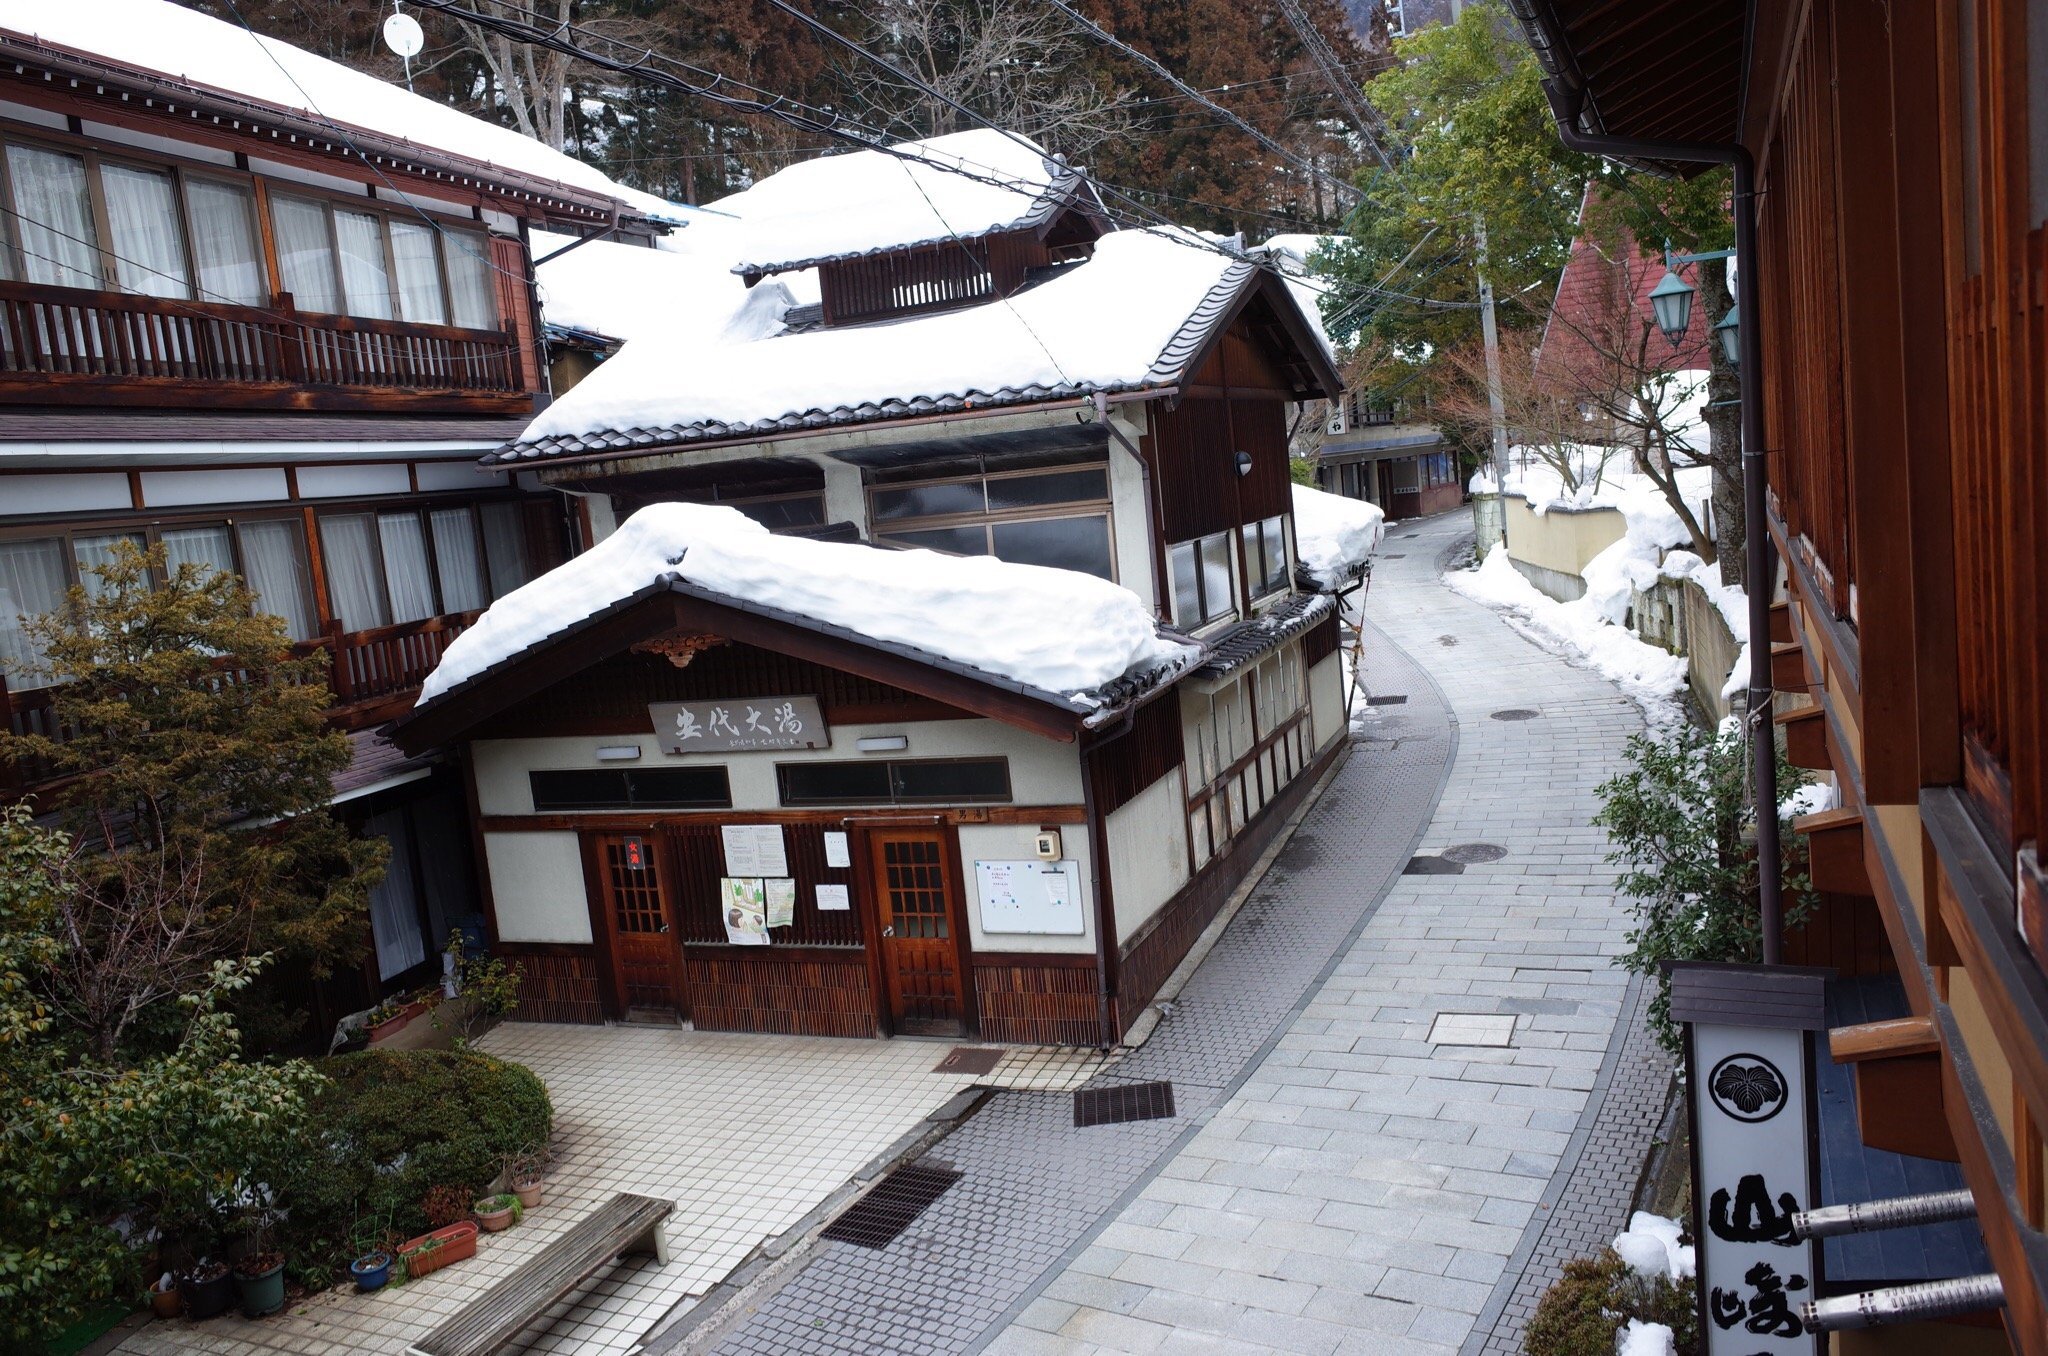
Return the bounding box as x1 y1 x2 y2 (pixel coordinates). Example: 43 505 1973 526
974 859 1084 935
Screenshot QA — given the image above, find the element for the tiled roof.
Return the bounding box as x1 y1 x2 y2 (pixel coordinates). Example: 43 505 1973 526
1194 593 1336 679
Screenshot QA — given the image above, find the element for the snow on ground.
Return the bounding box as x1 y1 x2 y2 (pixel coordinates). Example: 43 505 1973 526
2 0 671 214
1293 483 1385 591
419 504 1197 707
1613 1211 1695 1282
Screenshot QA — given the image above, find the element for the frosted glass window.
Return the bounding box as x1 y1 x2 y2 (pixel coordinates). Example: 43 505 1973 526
334 210 394 320
443 228 496 328
365 808 427 979
101 163 191 299
7 144 101 289
376 512 435 623
428 508 486 614
318 513 389 630
271 195 338 314
0 537 69 682
390 220 447 324
186 178 265 306
235 519 316 640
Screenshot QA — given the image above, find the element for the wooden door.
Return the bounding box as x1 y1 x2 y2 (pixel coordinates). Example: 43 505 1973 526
869 829 967 1036
590 833 685 1018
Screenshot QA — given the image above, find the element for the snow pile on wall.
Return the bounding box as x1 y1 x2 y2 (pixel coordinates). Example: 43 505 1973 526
1616 1320 1677 1356
1292 483 1384 591
0 0 668 213
419 503 1197 707
1613 1212 1696 1282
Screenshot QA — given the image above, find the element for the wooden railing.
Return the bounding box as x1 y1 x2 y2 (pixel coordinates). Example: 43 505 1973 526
0 280 524 399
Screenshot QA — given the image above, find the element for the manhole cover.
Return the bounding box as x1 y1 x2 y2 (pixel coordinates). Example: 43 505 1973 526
821 1162 962 1248
1437 635 1460 647
1074 1080 1176 1127
1403 855 1465 875
1442 842 1508 864
1366 694 1408 706
1491 708 1540 721
935 1046 1003 1075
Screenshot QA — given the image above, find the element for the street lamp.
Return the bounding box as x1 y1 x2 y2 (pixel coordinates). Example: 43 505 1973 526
1714 305 1741 364
1649 268 1695 342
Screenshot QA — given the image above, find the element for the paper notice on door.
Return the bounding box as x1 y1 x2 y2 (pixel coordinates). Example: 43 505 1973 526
719 877 769 945
815 883 850 912
721 824 788 878
764 877 796 929
823 831 850 869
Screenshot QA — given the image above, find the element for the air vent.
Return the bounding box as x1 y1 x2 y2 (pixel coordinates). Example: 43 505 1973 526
821 1162 962 1249
1074 1081 1176 1128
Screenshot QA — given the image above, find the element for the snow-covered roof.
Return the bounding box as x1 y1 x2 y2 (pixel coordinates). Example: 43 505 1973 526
0 0 668 215
716 131 1097 279
1291 483 1384 592
496 228 1338 464
1256 233 1342 274
410 504 1200 725
532 229 761 347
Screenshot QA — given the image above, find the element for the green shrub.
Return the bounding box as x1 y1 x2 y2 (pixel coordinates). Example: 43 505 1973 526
1525 1250 1699 1356
275 1048 550 1285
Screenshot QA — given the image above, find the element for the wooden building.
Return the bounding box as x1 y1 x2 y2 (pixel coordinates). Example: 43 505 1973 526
1313 392 1463 520
1515 0 2047 1351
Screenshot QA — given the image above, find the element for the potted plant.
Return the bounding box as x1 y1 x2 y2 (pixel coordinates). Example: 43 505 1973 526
365 991 435 1045
507 1145 550 1209
348 1250 393 1292
472 1192 520 1233
232 1244 286 1318
396 1221 478 1279
149 1273 183 1319
177 1261 234 1320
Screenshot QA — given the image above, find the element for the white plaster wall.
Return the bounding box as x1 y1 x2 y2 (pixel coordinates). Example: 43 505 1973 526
958 822 1095 955
1107 768 1191 944
1310 651 1346 751
1106 404 1157 611
483 831 591 943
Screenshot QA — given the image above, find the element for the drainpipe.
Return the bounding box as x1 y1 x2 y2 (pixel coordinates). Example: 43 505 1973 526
1536 82 1785 964
1080 706 1137 1050
1094 393 1164 617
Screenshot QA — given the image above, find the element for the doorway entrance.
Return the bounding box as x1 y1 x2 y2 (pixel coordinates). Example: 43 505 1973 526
867 829 968 1036
590 832 686 1019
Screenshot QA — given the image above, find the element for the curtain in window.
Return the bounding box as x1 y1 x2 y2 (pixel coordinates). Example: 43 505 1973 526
428 508 486 614
333 210 394 320
186 178 265 306
160 524 233 582
6 145 100 289
317 514 389 631
376 512 435 623
364 809 427 980
443 229 496 329
389 220 447 325
236 519 316 640
100 163 191 299
1199 534 1233 621
0 538 68 682
479 502 532 598
71 532 144 598
271 195 338 313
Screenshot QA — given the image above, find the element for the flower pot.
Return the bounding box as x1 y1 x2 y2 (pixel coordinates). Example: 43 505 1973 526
367 999 431 1045
349 1251 392 1292
150 1283 183 1319
513 1180 543 1210
473 1198 515 1233
233 1254 285 1318
179 1265 233 1321
397 1221 477 1279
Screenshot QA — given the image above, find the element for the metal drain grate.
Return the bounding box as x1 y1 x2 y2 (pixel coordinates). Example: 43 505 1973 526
1074 1080 1176 1127
821 1162 962 1248
1366 694 1409 706
934 1046 1003 1075
1403 855 1465 875
1490 708 1540 721
1442 842 1508 864
1382 553 1406 559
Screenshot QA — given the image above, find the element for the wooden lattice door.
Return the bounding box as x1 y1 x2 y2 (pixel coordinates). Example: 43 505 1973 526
591 833 684 1018
870 830 966 1035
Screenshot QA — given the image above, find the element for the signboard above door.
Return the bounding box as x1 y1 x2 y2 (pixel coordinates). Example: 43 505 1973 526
650 696 829 754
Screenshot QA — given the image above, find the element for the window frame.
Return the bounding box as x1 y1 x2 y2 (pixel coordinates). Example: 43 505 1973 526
1168 530 1238 629
868 461 1117 581
1241 514 1291 600
775 756 1013 807
528 766 733 811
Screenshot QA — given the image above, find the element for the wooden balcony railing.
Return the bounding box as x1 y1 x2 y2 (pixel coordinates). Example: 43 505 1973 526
0 280 526 407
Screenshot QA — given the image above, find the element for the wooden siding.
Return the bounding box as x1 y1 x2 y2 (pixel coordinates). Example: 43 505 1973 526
972 956 1099 1045
1084 695 1184 817
1302 612 1341 668
503 950 606 1024
1151 396 1244 542
667 821 864 948
817 231 1054 325
683 950 877 1038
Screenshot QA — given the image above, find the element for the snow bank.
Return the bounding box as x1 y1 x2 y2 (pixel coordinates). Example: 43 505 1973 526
1292 484 1384 591
418 504 1196 706
1613 1212 1695 1283
2 0 668 213
1781 781 1837 818
1616 1320 1677 1356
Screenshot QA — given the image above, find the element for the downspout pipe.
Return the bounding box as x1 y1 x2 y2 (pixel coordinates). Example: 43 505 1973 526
1537 81 1785 964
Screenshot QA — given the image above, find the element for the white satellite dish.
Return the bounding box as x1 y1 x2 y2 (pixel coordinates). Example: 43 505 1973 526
383 11 425 60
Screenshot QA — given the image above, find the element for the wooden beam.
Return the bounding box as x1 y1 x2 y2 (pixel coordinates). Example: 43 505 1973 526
1775 704 1830 769
1795 806 1874 896
1771 641 1811 693
1830 1014 1940 1062
1768 599 1793 645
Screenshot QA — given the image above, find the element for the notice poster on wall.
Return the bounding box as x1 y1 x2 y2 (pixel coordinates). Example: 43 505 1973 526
975 859 1084 935
764 877 797 929
816 883 850 912
721 824 789 878
823 831 851 869
720 877 769 945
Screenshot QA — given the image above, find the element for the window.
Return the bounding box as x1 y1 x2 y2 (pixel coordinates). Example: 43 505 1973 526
1168 532 1235 628
777 757 1011 806
6 143 101 289
478 502 533 597
871 463 1115 581
529 767 732 810
186 178 265 306
389 220 447 324
334 208 396 319
1241 516 1289 599
428 508 488 614
272 194 340 314
269 195 495 326
0 537 69 682
100 163 190 299
320 503 530 632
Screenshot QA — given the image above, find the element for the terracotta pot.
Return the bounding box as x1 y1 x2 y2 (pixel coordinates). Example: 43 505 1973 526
397 1221 478 1279
367 999 431 1045
474 1199 515 1233
513 1180 543 1210
150 1284 183 1319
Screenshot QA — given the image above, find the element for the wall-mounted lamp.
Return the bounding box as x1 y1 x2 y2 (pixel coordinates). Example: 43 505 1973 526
594 745 643 762
1235 451 1254 478
856 735 909 753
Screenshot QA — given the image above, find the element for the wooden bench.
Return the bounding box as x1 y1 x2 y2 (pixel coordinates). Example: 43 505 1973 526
405 1192 674 1356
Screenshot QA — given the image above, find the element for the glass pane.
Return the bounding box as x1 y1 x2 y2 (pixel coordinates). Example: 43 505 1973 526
389 220 447 324
0 537 70 681
186 178 265 306
529 769 630 809
990 515 1113 579
428 508 487 614
779 761 893 805
871 481 985 521
1200 534 1234 621
100 163 191 298
1169 541 1201 626
733 496 825 531
271 195 338 313
365 808 427 980
443 228 497 328
892 759 1009 802
236 519 316 640
1262 516 1287 588
7 144 101 289
881 526 988 557
985 467 1107 511
317 513 389 630
376 512 435 623
479 502 532 599
334 210 394 320
160 525 234 591
625 768 732 807
72 532 145 598
1241 523 1262 590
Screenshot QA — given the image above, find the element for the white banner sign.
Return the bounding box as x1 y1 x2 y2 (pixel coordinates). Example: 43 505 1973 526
650 696 828 753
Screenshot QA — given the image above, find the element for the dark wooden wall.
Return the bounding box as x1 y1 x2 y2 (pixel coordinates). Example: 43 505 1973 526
1084 694 1184 817
686 950 876 1038
973 955 1098 1045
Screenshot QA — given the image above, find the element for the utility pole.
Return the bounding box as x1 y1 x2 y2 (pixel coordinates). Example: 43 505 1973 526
1475 216 1510 547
